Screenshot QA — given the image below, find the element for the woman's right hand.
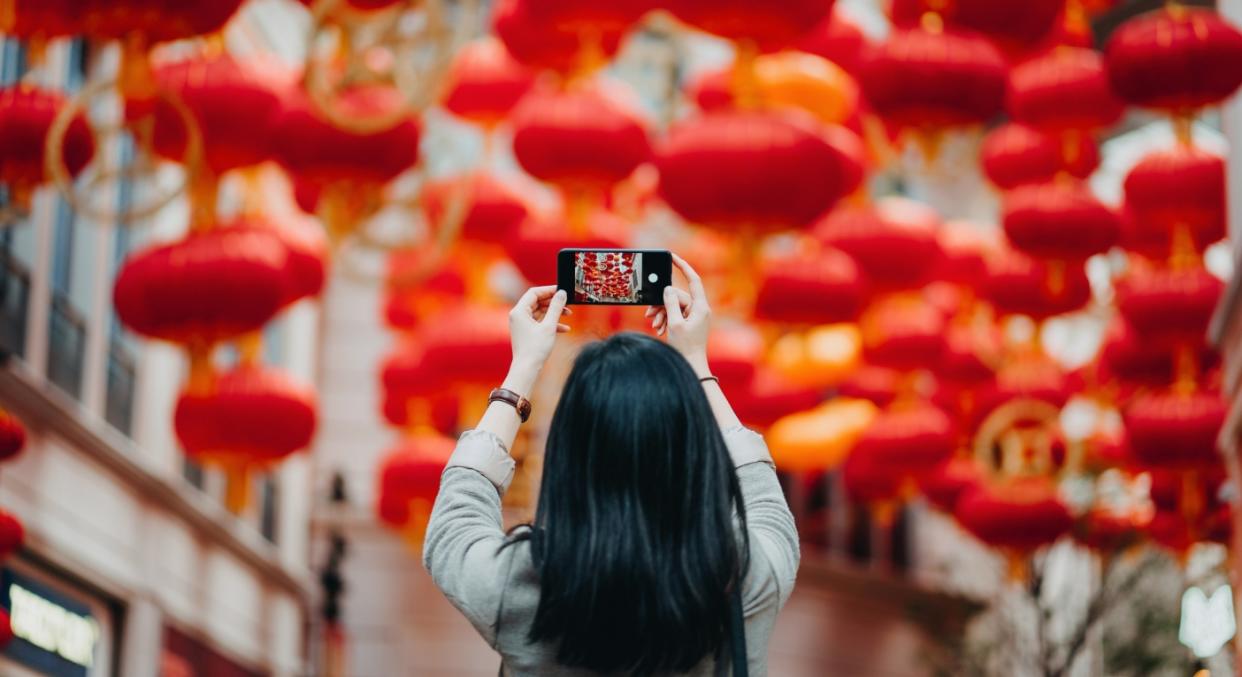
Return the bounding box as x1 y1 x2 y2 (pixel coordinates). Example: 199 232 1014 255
646 253 711 376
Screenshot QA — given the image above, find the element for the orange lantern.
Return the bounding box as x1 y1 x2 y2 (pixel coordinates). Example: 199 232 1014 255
768 398 877 473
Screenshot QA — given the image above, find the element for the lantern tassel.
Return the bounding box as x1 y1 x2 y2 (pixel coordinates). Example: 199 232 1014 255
224 466 251 515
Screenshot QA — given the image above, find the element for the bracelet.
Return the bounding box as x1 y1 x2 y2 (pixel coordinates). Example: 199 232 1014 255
699 375 720 385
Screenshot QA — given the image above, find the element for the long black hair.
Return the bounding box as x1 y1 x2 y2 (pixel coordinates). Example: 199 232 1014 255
507 332 749 675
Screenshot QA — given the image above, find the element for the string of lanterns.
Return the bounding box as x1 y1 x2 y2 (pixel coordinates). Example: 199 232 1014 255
0 0 1239 578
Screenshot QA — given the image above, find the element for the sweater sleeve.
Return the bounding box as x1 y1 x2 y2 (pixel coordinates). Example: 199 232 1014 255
723 427 801 615
422 430 519 648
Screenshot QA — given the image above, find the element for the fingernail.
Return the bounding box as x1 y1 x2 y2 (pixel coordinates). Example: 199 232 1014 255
555 290 566 301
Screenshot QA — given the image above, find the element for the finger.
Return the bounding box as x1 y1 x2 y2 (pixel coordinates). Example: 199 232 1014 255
644 306 656 318
670 253 708 309
663 286 687 327
523 285 559 311
668 288 693 316
651 309 666 330
556 323 571 333
541 289 568 326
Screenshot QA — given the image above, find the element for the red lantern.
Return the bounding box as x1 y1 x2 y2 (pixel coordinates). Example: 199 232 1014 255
707 325 765 389
273 87 420 187
842 443 903 505
981 123 1098 190
1124 388 1225 470
271 87 420 236
522 0 651 36
1115 264 1224 347
506 210 627 284
83 0 245 43
796 8 870 73
1099 318 1218 388
1081 426 1133 473
955 477 1073 552
138 53 285 174
0 0 80 47
838 366 903 408
1148 506 1231 554
1002 181 1122 262
0 609 12 649
384 253 467 331
381 391 459 435
0 86 95 205
114 225 290 346
1074 508 1147 554
730 368 821 430
920 456 985 513
814 198 944 292
420 171 531 245
858 23 1008 131
753 249 866 325
417 306 512 387
0 511 23 558
655 109 865 234
890 0 1065 56
1122 144 1226 258
936 222 997 291
860 296 946 371
262 216 330 305
511 82 651 196
382 341 449 404
938 322 1001 387
1105 6 1242 112
852 402 956 477
1006 47 1124 133
975 350 1074 426
442 37 536 129
174 365 317 465
662 0 834 51
0 409 25 462
492 0 626 75
376 433 456 532
981 247 1091 320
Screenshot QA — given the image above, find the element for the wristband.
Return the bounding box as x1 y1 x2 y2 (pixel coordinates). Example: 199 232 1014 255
488 388 532 422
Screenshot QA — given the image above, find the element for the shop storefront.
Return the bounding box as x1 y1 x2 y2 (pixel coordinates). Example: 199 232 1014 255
0 558 118 677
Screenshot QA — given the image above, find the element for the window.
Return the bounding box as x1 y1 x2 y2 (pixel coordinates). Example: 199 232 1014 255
0 210 30 359
105 140 138 435
258 475 279 544
46 202 86 399
0 38 27 85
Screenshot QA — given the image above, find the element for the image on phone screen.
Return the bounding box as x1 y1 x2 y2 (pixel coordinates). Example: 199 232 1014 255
573 251 643 303
558 249 672 306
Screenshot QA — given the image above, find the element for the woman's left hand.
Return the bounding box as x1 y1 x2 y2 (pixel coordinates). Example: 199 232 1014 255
508 286 570 379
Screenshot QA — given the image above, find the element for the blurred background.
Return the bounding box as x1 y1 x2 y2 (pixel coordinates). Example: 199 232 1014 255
0 0 1240 675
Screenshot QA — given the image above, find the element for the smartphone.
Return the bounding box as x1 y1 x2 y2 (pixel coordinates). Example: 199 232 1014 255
557 249 673 305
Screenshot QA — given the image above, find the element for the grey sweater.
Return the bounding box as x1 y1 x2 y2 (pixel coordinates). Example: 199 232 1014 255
422 427 800 677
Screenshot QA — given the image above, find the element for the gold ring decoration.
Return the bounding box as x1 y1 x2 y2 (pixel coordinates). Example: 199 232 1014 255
303 0 479 134
973 398 1068 480
337 171 470 283
45 77 204 226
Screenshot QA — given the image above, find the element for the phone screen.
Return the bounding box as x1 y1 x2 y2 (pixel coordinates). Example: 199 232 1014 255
557 249 673 306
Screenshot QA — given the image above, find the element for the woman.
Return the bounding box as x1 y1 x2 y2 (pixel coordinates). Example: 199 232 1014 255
424 255 799 676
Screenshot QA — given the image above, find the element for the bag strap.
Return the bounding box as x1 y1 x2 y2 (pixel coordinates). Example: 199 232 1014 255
729 584 748 677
